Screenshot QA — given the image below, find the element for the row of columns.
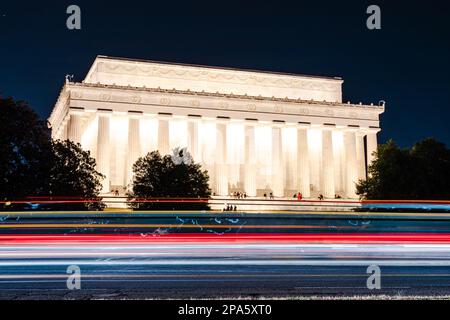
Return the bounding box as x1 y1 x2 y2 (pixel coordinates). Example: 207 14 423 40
211 122 378 199
65 111 379 198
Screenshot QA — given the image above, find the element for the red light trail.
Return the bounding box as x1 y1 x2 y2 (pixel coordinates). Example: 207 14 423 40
2 233 450 245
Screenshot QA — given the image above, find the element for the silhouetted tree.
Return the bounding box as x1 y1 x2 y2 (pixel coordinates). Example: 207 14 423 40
410 138 450 199
0 96 105 210
0 96 52 199
356 138 450 200
47 140 105 210
128 148 211 210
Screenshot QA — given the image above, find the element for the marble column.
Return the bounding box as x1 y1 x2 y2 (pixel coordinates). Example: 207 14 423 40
356 131 367 180
127 116 141 186
297 125 310 198
332 129 345 196
187 118 199 161
158 118 170 156
67 113 83 144
58 116 69 141
307 126 322 195
321 127 335 198
271 125 284 197
97 113 111 193
244 123 257 197
366 129 379 172
215 121 229 196
344 128 358 199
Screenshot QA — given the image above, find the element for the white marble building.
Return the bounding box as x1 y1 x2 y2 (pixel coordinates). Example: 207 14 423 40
48 55 384 199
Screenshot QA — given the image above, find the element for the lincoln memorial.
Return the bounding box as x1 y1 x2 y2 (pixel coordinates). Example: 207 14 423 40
48 55 384 199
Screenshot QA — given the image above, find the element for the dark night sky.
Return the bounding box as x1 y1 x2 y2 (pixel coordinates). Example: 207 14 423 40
1 0 449 147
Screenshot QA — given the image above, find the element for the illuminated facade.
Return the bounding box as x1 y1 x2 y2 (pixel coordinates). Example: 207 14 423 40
49 56 384 199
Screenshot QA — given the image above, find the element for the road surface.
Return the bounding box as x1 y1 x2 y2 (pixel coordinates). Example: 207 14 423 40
2 211 450 299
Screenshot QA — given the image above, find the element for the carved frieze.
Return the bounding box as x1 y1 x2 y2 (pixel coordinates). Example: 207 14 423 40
72 91 83 99
100 93 111 101
247 104 257 111
100 61 341 93
189 99 200 107
131 95 141 103
160 97 170 105
218 102 229 110
274 105 284 113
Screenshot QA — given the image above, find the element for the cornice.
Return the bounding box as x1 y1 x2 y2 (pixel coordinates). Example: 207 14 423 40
65 81 384 113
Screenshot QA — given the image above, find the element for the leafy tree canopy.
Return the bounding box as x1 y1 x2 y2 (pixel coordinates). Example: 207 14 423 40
128 148 211 210
0 96 52 198
356 138 450 200
47 140 105 210
0 96 104 210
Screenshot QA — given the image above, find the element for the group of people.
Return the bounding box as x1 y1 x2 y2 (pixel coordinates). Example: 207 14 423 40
263 192 275 199
220 191 343 202
219 190 344 211
293 192 303 200
292 192 341 201
231 191 247 199
223 204 238 211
